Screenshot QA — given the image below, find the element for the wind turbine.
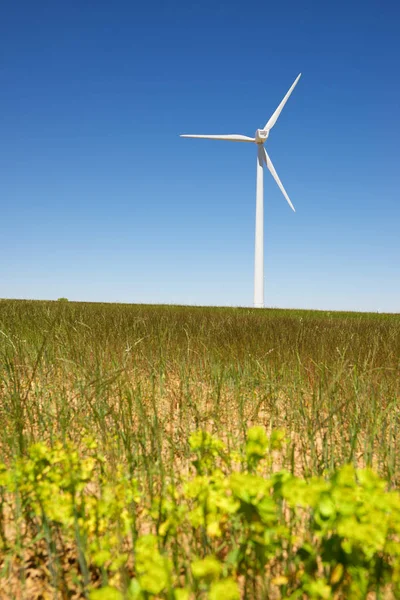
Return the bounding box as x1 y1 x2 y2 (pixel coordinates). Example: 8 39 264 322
181 73 301 309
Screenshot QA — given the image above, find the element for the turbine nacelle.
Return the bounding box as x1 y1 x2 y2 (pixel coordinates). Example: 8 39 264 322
255 129 269 144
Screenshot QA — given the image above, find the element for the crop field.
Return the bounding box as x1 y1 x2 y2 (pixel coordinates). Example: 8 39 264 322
0 299 399 599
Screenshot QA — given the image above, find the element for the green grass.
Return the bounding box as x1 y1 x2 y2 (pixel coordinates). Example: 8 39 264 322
0 299 399 598
1 300 399 478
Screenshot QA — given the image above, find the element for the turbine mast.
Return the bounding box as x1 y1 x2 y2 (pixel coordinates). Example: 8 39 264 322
254 145 264 308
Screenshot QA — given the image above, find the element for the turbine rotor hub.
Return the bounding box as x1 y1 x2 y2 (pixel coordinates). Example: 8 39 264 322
255 129 268 144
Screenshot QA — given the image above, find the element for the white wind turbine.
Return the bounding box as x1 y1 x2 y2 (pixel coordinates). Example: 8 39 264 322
181 73 301 308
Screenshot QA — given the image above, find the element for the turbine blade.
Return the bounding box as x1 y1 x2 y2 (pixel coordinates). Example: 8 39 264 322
180 134 255 142
262 148 295 212
264 73 301 132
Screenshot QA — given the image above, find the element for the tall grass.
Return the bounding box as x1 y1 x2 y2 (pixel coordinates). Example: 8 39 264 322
0 300 399 597
0 300 399 479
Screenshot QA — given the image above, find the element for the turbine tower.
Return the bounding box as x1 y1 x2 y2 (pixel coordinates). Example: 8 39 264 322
181 74 301 308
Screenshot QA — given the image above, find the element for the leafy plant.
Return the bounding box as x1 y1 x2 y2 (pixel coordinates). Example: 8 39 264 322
0 428 400 597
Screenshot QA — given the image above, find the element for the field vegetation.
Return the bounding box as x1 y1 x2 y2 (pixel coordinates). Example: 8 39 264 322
0 299 399 599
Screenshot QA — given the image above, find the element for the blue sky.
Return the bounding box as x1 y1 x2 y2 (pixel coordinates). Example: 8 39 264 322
1 0 399 312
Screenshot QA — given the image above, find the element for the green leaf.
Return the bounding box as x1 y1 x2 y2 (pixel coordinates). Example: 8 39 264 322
90 587 123 600
191 556 222 581
246 426 268 461
174 589 190 600
128 579 142 599
209 578 240 600
319 494 335 519
303 579 332 599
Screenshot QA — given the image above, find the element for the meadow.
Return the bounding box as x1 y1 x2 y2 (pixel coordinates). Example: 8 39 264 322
0 299 399 599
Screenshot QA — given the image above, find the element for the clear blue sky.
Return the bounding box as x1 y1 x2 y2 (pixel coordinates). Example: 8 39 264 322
1 0 399 312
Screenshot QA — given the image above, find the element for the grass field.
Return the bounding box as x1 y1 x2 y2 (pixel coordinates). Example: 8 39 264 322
0 299 399 598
